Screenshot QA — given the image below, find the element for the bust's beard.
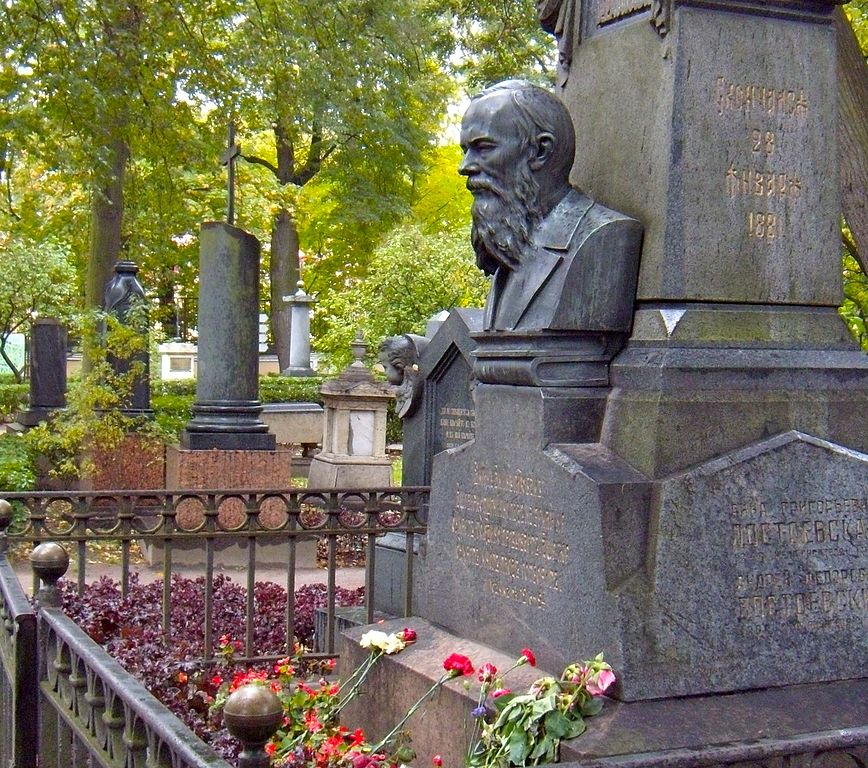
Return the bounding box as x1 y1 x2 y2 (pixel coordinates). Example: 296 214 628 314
470 168 542 276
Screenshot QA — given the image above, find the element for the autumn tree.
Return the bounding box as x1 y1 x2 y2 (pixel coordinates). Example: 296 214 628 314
221 0 453 371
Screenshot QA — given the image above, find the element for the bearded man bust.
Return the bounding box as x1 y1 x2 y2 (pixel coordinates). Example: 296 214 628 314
460 80 643 335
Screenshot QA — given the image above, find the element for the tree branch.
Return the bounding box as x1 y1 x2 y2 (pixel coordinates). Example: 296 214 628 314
242 154 280 177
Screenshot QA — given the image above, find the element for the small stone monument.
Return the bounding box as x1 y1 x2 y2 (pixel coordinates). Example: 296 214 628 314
307 333 393 488
374 308 482 615
401 309 482 487
17 318 67 427
281 281 316 377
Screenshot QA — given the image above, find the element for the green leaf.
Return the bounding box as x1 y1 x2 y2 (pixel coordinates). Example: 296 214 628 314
544 710 571 739
564 714 587 740
508 729 531 765
531 693 557 717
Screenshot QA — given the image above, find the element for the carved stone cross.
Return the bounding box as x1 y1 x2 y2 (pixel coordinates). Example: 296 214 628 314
220 122 242 225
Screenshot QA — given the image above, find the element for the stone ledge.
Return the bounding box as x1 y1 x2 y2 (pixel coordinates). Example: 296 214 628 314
340 619 868 767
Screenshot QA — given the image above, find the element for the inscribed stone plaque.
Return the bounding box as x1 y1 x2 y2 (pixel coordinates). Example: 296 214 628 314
638 432 868 697
667 6 839 304
563 1 842 306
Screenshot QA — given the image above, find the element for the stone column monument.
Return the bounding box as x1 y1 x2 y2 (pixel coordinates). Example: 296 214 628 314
281 281 316 377
168 126 290 495
181 223 275 450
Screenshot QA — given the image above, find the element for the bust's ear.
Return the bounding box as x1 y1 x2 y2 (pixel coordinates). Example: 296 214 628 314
529 132 555 170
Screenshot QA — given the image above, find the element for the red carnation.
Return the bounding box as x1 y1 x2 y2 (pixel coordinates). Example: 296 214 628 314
400 627 417 643
520 648 536 667
432 756 443 767
477 662 498 683
442 653 474 677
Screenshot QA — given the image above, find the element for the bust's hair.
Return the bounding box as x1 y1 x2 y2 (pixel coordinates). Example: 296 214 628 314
474 79 575 181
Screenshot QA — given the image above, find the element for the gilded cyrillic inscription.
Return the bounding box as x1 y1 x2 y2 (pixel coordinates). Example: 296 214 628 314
714 75 811 241
438 405 476 449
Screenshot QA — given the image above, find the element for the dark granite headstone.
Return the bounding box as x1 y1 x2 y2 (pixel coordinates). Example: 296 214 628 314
402 308 482 486
374 309 482 617
181 222 275 450
17 318 67 427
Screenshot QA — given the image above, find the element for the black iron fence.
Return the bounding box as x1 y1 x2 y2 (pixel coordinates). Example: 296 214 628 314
0 486 428 768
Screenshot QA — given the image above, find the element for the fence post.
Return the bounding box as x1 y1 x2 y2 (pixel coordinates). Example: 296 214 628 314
30 542 71 768
0 500 39 768
223 684 283 768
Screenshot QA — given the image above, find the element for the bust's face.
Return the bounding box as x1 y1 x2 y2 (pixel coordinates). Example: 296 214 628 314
459 92 528 191
377 351 404 385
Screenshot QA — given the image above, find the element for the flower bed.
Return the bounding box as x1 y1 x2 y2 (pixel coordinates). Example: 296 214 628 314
58 575 615 767
58 573 364 759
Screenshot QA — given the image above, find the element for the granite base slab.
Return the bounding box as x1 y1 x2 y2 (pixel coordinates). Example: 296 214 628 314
341 619 868 768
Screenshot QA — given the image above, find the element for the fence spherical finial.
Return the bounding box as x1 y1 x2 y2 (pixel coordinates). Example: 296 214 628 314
223 684 283 767
30 542 70 606
0 499 12 531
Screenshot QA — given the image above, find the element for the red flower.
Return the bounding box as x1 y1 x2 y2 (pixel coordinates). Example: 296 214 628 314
443 653 474 677
265 743 277 756
304 709 324 733
520 648 536 667
491 687 512 698
432 756 443 767
477 663 497 683
400 627 417 642
211 675 223 686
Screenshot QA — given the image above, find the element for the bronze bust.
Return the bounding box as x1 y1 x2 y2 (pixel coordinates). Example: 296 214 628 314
460 80 643 336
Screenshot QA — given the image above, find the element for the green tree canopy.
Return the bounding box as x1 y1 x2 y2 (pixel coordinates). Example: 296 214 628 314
0 234 77 381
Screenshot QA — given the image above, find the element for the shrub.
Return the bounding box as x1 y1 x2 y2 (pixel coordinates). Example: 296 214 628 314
0 433 36 528
0 381 28 420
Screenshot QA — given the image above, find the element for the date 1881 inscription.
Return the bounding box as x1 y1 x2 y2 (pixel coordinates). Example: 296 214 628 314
729 496 868 631
452 462 568 608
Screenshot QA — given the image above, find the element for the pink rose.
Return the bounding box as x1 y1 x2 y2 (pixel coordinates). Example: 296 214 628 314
587 668 616 696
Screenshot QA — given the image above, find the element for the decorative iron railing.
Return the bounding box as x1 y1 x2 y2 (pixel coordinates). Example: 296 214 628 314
3 486 429 660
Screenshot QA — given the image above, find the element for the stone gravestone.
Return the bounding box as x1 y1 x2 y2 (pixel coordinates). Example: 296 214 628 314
17 318 66 427
344 6 868 764
401 308 482 487
374 308 482 615
159 127 291 565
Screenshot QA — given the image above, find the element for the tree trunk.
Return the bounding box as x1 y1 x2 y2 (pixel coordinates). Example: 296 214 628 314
86 137 130 309
837 7 868 274
271 207 300 371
